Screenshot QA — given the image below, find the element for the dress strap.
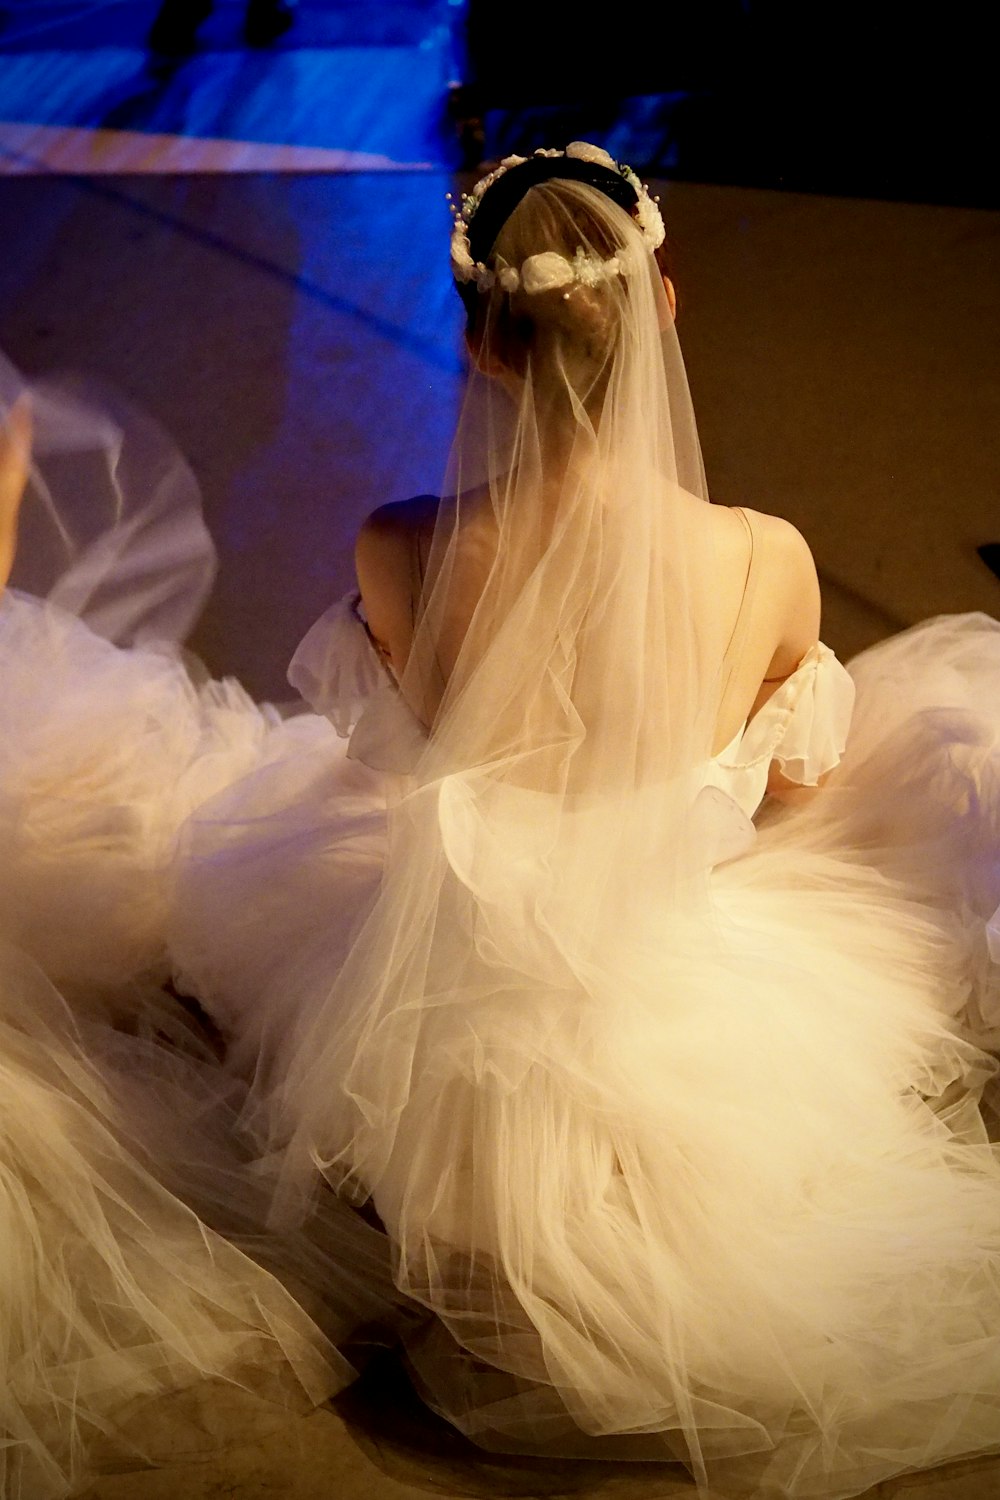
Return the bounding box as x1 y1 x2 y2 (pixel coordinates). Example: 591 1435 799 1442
724 506 756 662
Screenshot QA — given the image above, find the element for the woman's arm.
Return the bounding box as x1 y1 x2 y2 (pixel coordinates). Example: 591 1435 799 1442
750 515 825 801
354 496 444 726
355 497 442 671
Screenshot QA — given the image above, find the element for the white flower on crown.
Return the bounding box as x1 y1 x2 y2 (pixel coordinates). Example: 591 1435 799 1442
448 143 666 295
520 252 576 295
571 246 621 287
565 141 616 170
565 143 665 250
624 168 665 251
461 154 527 224
450 221 475 282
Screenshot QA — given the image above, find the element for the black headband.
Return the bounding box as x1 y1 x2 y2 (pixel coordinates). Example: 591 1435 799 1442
465 154 639 267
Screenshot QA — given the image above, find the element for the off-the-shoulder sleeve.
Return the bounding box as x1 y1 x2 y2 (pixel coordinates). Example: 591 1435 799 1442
739 642 856 787
287 591 383 736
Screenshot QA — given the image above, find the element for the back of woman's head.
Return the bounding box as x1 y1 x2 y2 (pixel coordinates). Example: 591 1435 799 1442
476 181 631 386
451 149 670 420
471 183 665 427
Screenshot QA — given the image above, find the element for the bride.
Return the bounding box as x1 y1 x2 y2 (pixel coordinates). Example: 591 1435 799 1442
1 143 1000 1500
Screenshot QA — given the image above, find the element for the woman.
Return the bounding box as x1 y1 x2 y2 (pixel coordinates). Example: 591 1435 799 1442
2 144 1000 1499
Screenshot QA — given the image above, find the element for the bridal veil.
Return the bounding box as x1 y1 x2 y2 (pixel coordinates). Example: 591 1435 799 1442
270 152 745 1451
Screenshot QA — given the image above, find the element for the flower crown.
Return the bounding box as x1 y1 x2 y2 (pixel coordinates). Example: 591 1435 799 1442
448 142 665 295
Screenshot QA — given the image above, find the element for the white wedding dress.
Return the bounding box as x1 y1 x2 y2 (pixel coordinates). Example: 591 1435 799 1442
2 171 1000 1496
2 570 999 1499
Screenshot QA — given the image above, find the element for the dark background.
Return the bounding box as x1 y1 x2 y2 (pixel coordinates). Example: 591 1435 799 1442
460 0 998 208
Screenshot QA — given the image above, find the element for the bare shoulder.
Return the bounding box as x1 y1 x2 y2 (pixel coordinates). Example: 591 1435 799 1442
762 511 815 572
723 505 817 597
355 494 439 592
738 506 814 568
706 503 814 580
742 507 820 665
356 494 439 555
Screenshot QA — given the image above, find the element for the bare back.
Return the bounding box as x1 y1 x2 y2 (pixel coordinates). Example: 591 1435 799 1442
355 495 821 759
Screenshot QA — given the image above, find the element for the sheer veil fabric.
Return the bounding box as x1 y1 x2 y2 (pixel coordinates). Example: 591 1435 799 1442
3 166 1000 1500
273 179 722 1155
269 179 757 1448
261 172 1000 1495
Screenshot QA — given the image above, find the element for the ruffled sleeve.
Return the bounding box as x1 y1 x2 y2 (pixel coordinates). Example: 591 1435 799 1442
287 592 428 772
739 642 856 787
286 591 383 736
706 642 856 828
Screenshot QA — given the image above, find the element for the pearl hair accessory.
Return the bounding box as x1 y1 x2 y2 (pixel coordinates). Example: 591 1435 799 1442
447 142 665 294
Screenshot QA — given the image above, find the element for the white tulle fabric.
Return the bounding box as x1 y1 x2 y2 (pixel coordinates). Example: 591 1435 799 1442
0 358 374 1498
243 180 1000 1497
1 176 1000 1500
4 573 1000 1499
178 592 1000 1500
0 352 215 645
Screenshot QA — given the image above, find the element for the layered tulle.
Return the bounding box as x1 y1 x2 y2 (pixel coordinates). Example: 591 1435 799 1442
0 345 392 1496
2 570 1000 1499
0 936 350 1500
0 591 284 1002
1 350 215 647
162 595 1000 1499
0 587 427 1498
2 307 1000 1499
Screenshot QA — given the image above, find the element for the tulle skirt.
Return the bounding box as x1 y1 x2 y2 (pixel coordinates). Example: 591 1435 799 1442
2 583 1000 1499
0 937 349 1499
164 607 1000 1496
0 591 421 1497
